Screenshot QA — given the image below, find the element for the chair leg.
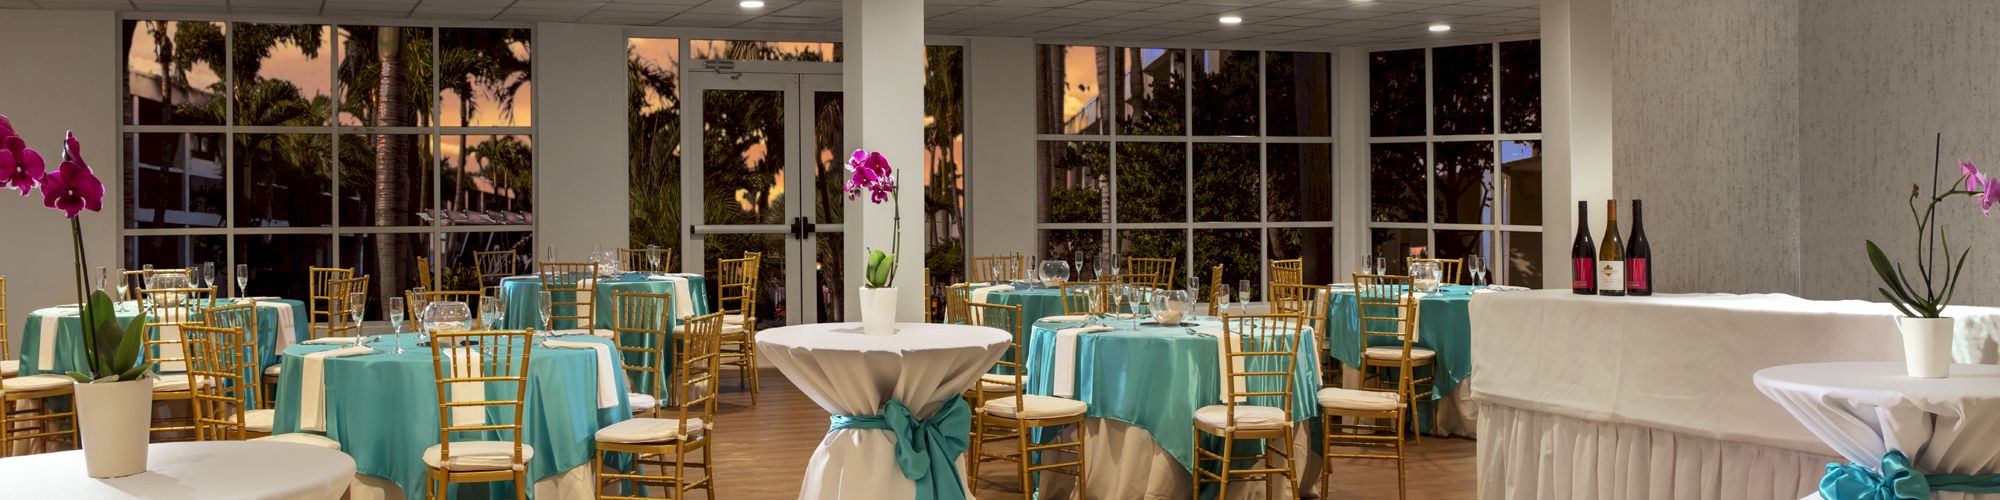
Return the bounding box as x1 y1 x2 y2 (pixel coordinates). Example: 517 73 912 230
1191 424 1202 500
1217 431 1232 500
1395 411 1408 500
1075 421 1088 499
747 347 760 405
1016 421 1032 500
515 470 528 500
967 417 982 488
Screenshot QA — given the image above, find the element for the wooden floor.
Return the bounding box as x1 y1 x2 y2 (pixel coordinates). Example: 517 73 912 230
702 369 1476 499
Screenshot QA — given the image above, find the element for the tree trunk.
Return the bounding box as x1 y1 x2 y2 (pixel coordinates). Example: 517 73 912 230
373 28 411 306
151 22 174 230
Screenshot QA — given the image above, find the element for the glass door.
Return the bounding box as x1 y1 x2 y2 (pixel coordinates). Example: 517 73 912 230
684 71 844 325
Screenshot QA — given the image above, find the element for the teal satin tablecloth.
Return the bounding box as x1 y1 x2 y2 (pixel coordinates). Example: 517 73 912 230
1324 284 1477 433
499 274 709 331
1023 316 1320 473
983 286 1071 326
272 333 630 499
19 298 309 378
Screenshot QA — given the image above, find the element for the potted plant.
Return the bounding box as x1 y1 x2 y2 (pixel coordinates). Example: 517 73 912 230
845 149 901 335
1865 135 1993 379
2 116 156 477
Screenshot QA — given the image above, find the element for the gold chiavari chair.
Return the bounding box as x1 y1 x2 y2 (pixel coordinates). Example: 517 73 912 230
594 311 722 500
540 262 607 336
1125 257 1178 289
1407 258 1463 285
1351 273 1434 445
307 267 355 339
416 257 437 292
609 291 692 417
424 328 535 499
969 255 1025 283
618 247 673 275
966 302 1086 498
322 276 370 341
1273 283 1336 384
1059 281 1110 316
204 302 279 409
945 283 974 325
407 290 488 328
1193 313 1307 499
1207 265 1225 317
715 253 762 404
476 250 519 297
183 321 344 449
1272 259 1304 286
0 276 79 457
142 286 218 441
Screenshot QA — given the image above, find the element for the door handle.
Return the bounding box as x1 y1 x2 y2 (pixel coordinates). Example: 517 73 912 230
801 218 816 237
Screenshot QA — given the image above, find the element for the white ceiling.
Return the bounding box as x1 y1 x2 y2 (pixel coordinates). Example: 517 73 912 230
9 0 1538 48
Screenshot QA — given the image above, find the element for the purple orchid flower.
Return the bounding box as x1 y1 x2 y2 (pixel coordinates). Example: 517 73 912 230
1982 175 2000 215
39 131 103 218
0 114 46 196
1965 158 1986 193
844 149 897 204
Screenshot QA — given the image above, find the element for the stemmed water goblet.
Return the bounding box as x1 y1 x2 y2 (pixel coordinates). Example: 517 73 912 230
1236 279 1252 313
538 291 555 336
115 268 129 301
1468 254 1487 288
479 296 502 329
348 292 368 349
1218 284 1233 315
234 264 249 298
387 297 406 353
647 245 663 277
201 262 216 295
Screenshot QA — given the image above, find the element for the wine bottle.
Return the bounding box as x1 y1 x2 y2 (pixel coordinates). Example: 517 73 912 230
1626 199 1652 296
1597 199 1626 296
1571 201 1596 295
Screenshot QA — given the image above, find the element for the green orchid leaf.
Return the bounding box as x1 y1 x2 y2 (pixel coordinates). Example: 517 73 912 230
1940 247 1971 315
113 319 148 375
1866 241 1921 311
65 371 93 384
84 291 116 338
1879 289 1918 317
118 362 154 381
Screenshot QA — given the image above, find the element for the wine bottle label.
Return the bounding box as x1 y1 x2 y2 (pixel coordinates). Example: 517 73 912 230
1572 259 1594 289
1598 261 1626 292
1628 258 1649 290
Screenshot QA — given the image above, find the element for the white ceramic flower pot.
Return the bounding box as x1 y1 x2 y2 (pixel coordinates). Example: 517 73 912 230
73 376 153 478
860 287 898 336
1896 317 1954 379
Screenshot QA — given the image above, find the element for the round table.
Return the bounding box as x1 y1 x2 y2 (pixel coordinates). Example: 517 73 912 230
1325 284 1489 433
19 298 308 379
983 285 1071 325
0 441 354 499
271 333 630 499
757 322 1010 499
1755 362 2000 500
498 273 708 331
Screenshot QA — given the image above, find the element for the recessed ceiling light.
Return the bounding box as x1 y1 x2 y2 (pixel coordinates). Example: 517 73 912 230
1219 15 1243 24
741 0 765 8
1428 24 1451 32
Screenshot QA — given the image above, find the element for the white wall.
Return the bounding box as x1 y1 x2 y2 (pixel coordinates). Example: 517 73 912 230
533 23 630 263
964 37 1037 260
1542 0 1617 290
0 10 120 356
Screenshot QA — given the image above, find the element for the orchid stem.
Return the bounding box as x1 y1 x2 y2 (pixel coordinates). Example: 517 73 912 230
71 216 100 377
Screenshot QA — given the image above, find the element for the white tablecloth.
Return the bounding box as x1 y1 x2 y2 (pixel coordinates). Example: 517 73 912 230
757 322 1011 500
1756 362 2000 500
0 441 354 499
1470 291 2000 500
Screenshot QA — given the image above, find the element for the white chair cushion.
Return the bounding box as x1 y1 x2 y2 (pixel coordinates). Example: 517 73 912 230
0 359 19 376
721 316 748 326
1 374 72 392
551 328 616 338
243 409 277 432
264 364 283 376
422 441 534 472
983 395 1087 419
1194 404 1289 431
629 393 659 414
152 373 213 392
596 417 705 444
720 324 749 337
976 373 1026 392
1317 387 1400 411
251 433 342 450
1361 346 1436 361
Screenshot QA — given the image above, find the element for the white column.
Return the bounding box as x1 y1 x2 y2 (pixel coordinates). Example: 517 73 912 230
965 37 1037 259
1335 47 1370 279
1540 0 1616 289
534 23 629 262
843 0 927 321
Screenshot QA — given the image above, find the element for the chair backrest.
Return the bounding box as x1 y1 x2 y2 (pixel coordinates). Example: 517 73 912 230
1218 313 1306 422
415 257 437 292
1206 265 1224 316
320 276 370 340
967 302 1024 409
183 323 256 441
1272 258 1304 286
715 254 760 328
1059 281 1110 315
969 255 1024 283
307 267 355 338
428 328 533 469
142 287 218 374
0 276 8 367
1350 273 1420 357
944 283 973 324
475 250 519 292
119 270 150 301
617 247 671 274
407 290 487 328
1125 257 1178 289
1407 258 1463 285
538 262 598 330
612 291 674 412
671 312 725 433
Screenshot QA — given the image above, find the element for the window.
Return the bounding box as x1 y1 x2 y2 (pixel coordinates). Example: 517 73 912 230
120 20 534 315
1036 45 1336 296
1367 39 1541 285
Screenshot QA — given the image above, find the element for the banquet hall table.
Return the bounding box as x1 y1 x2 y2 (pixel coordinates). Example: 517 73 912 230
1025 315 1323 500
499 273 708 331
272 332 630 499
757 322 1009 499
1756 362 2000 500
1471 291 2000 500
0 441 355 499
19 298 307 378
982 285 1071 325
1324 284 1504 435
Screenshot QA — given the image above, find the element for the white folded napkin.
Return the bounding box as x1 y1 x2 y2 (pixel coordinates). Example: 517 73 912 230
574 278 597 315
646 275 673 281
544 340 619 409
257 300 299 351
37 312 61 371
664 276 695 318
1051 325 1113 398
1475 285 1529 292
298 345 375 432
970 284 1012 306
1041 314 1088 324
443 348 490 426
1198 327 1250 403
303 337 359 345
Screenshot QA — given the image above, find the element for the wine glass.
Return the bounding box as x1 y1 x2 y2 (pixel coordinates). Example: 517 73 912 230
387 297 407 353
1108 256 1122 281
201 262 216 293
479 296 501 329
1236 279 1252 312
538 291 555 335
348 292 368 348
1374 257 1388 277
1217 284 1233 315
115 268 129 300
647 245 662 276
1362 251 1375 275
234 264 249 298
1468 254 1486 288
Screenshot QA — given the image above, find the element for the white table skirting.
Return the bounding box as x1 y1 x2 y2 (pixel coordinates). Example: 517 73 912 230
0 441 355 499
1479 404 1830 500
1030 418 1324 499
758 322 1010 500
1756 362 2000 500
344 463 593 500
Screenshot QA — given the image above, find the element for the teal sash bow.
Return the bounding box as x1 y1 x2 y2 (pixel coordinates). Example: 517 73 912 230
827 397 973 500
1821 450 2000 500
